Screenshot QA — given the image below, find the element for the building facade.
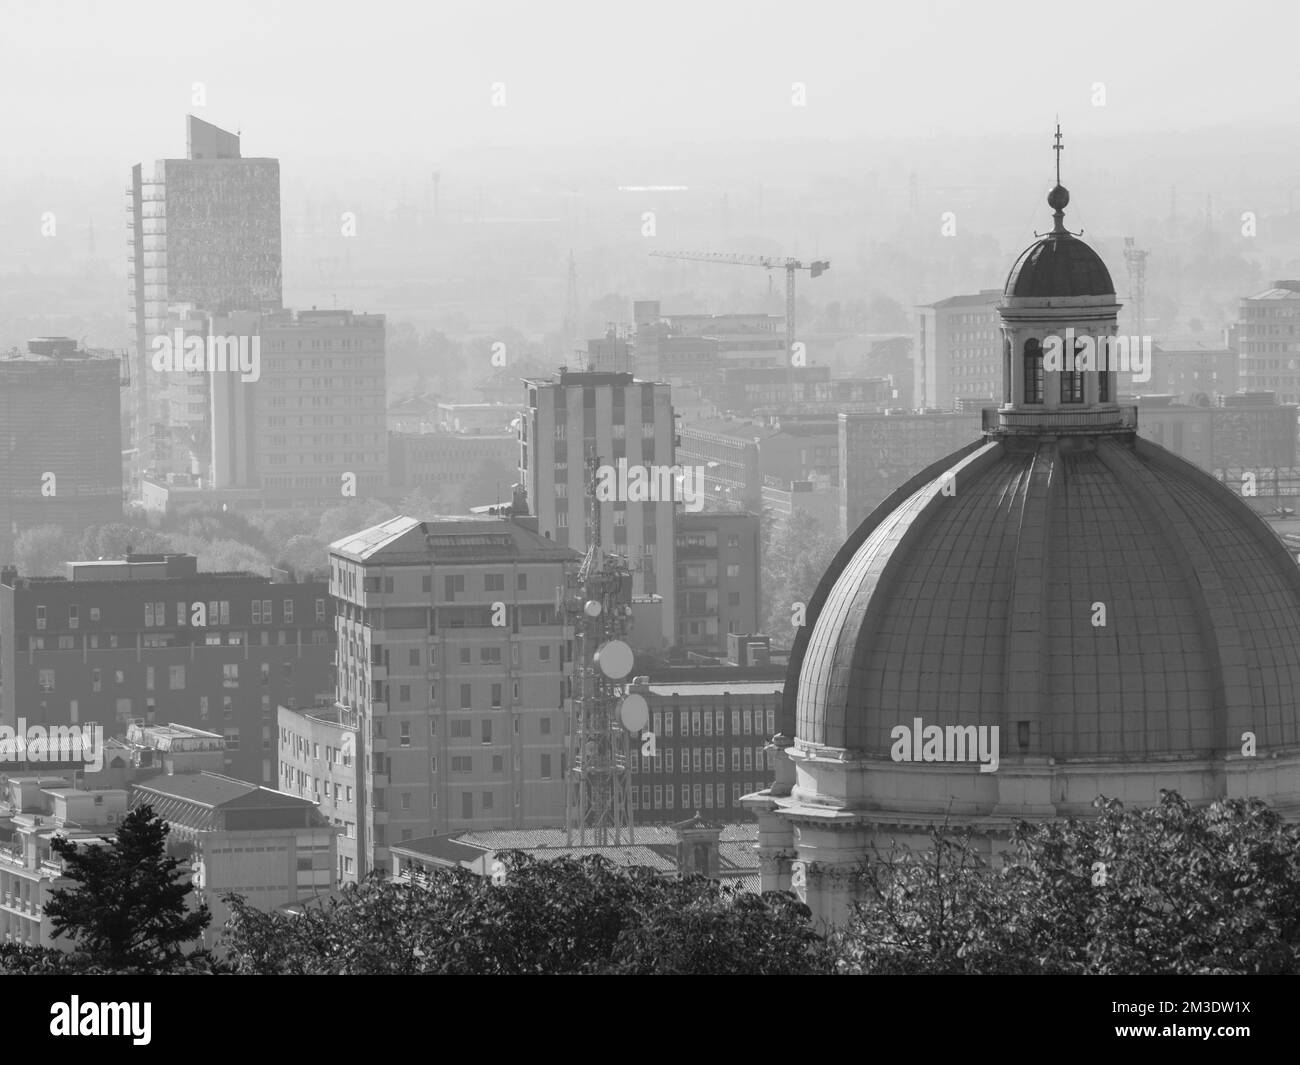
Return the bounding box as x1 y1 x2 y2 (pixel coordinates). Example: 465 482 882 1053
914 289 1003 410
128 116 282 489
0 553 334 785
0 339 124 563
674 512 761 653
627 674 780 823
522 370 677 646
329 514 578 876
1236 281 1300 403
210 308 387 501
277 702 363 882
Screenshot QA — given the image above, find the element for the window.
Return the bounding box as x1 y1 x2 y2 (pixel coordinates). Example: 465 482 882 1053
451 719 471 738
766 709 775 734
540 716 551 735
492 755 503 773
490 683 502 708
732 749 740 771
316 598 326 622
654 785 663 809
693 748 702 772
665 749 673 773
744 747 753 771
462 792 473 819
399 683 411 703
480 647 502 664
409 648 420 667
692 711 701 736
252 600 262 624
68 604 78 629
482 791 494 810
704 712 712 737
481 720 492 744
92 668 101 693
516 572 527 590
401 792 411 811
693 784 702 809
169 664 185 690
539 645 551 661
726 563 740 578
38 669 55 693
35 604 45 630
451 756 472 772
283 600 294 623
1023 338 1044 404
400 721 411 747
90 607 100 622
460 684 472 709
727 535 740 549
540 754 552 779
1061 340 1085 404
144 602 154 627
485 573 504 592
681 785 690 807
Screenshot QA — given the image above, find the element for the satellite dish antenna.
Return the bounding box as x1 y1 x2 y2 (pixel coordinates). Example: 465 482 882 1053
594 639 633 680
619 693 649 732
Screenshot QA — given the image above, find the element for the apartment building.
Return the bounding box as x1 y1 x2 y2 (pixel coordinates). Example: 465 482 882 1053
521 369 677 646
329 513 578 876
209 308 387 502
0 339 123 563
0 782 126 948
0 553 334 785
1236 281 1300 403
675 512 761 653
277 701 363 882
914 289 1003 409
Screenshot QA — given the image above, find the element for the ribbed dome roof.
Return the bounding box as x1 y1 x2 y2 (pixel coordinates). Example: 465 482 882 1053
1005 230 1115 298
787 435 1300 759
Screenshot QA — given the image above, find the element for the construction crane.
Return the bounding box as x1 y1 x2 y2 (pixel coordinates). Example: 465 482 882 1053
648 250 830 362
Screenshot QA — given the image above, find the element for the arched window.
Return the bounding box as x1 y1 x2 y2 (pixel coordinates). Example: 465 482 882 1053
1061 340 1085 404
1003 336 1012 403
1023 338 1044 404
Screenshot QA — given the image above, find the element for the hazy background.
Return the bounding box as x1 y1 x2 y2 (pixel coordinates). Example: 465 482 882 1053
2 0 1298 374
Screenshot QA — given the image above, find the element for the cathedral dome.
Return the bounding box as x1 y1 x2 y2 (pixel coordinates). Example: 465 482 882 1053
787 435 1300 760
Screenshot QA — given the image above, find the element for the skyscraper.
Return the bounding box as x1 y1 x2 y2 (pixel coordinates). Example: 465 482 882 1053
127 116 282 487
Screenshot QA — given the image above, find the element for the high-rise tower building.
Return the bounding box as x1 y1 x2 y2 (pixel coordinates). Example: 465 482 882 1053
521 370 678 648
127 116 282 487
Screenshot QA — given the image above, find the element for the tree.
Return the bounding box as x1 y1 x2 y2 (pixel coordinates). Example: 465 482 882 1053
833 791 1300 975
761 509 839 645
13 524 78 576
221 852 830 975
45 805 211 972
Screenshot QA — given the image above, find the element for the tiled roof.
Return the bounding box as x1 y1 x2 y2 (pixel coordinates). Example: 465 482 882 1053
793 433 1300 756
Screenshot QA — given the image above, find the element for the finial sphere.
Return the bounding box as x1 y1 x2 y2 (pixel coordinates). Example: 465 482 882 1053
1047 184 1070 211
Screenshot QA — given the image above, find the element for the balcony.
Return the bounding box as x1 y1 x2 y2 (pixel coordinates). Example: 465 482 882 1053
981 405 1138 436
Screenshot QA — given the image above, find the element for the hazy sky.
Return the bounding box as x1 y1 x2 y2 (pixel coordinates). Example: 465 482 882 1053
3 0 1297 174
